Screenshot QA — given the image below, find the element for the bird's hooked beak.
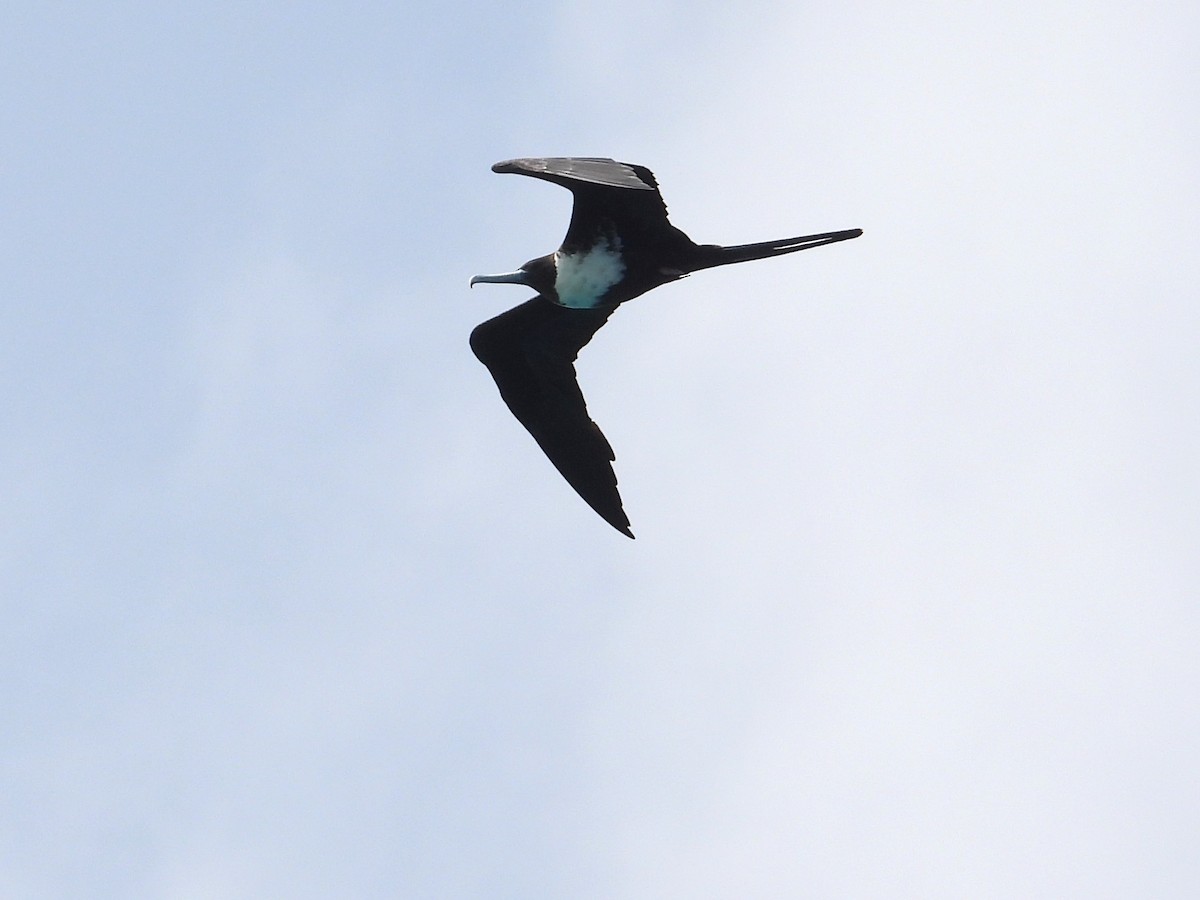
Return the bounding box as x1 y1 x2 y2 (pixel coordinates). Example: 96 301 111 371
469 270 532 288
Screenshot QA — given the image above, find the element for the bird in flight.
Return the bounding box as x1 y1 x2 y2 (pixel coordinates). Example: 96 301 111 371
470 157 861 539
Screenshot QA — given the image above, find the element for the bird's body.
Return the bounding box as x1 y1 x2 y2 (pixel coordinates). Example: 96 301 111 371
470 157 861 538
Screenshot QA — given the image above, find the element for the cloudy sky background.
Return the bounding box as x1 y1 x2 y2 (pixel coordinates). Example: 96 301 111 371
3 1 1197 896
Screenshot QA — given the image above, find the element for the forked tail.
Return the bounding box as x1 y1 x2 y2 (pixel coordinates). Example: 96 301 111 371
690 228 863 271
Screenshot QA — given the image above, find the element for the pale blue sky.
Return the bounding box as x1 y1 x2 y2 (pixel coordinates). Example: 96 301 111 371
2 2 1198 897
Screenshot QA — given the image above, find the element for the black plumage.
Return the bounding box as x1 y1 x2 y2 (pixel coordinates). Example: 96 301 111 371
470 157 861 538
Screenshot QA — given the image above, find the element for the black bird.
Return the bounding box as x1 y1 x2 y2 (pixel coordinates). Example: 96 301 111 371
470 157 861 538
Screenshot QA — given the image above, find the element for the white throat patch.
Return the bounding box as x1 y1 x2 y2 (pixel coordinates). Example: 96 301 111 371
554 237 625 308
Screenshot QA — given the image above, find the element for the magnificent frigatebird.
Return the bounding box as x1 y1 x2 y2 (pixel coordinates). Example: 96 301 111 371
470 157 861 538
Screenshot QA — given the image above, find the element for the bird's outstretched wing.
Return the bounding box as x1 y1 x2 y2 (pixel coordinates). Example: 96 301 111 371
491 157 681 256
470 295 633 538
491 157 657 192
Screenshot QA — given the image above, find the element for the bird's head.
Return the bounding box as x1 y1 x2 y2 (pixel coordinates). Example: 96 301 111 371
470 254 557 298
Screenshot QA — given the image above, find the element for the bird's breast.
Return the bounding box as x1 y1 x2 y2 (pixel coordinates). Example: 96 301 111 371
553 238 625 309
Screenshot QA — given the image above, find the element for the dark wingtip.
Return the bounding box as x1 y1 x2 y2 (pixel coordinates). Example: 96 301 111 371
596 486 634 538
595 501 634 538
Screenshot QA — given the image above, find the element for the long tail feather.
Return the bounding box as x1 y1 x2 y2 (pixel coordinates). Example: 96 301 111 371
691 228 862 270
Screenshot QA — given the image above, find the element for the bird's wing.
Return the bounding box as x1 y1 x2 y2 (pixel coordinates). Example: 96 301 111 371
491 157 657 192
491 157 677 254
470 296 633 538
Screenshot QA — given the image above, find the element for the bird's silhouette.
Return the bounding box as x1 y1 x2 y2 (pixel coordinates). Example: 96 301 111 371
471 157 861 538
